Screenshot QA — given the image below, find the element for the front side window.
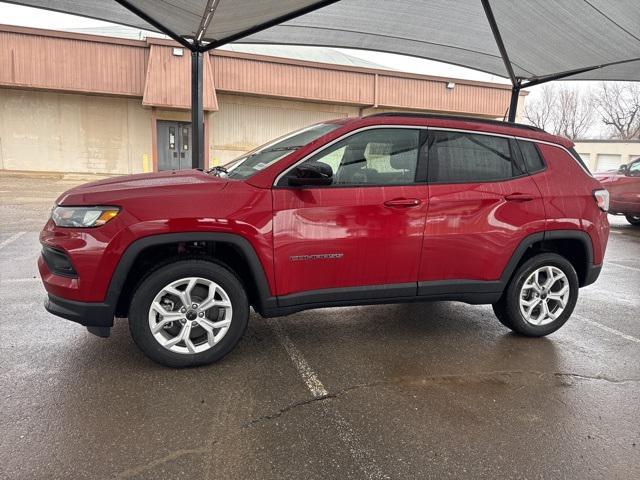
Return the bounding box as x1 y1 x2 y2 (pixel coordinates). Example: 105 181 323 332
629 159 640 176
282 128 421 186
428 131 522 183
225 123 341 179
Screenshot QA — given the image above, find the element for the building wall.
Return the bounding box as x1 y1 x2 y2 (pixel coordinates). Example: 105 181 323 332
0 88 151 174
0 88 362 173
210 94 360 166
0 26 526 176
574 141 640 172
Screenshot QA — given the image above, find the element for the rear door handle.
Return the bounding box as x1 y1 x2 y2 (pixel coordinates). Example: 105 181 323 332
504 193 535 202
384 198 422 208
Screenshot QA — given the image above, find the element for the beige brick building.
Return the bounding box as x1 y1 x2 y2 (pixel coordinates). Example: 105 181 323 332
0 25 525 175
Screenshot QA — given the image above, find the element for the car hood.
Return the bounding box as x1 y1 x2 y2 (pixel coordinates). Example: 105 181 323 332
57 169 229 205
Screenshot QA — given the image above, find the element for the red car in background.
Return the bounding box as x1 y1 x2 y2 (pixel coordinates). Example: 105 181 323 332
596 157 640 226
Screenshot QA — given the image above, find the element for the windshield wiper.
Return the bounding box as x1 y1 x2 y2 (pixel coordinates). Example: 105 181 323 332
261 145 304 153
207 165 228 177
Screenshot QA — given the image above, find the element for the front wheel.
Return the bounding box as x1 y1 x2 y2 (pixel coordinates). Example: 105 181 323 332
492 253 579 337
625 214 640 226
129 260 249 367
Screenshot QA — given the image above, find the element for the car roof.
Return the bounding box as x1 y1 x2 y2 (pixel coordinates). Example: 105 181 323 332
337 112 574 149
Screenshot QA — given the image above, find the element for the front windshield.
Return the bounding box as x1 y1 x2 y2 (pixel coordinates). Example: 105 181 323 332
224 123 341 179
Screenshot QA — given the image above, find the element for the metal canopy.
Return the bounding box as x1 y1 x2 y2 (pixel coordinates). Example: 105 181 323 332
5 0 640 168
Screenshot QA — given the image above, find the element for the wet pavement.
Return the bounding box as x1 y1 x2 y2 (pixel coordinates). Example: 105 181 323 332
1 172 638 479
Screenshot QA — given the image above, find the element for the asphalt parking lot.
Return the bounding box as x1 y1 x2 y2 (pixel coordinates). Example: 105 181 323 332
0 172 638 480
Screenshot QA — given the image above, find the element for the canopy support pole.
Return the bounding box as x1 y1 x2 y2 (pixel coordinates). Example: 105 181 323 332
481 0 522 122
508 82 521 123
191 49 204 169
117 0 344 170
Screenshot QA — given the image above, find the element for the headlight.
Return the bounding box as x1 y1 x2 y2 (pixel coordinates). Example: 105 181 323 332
51 206 120 228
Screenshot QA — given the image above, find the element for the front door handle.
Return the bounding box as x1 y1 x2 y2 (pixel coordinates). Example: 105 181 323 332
384 198 422 208
504 193 535 202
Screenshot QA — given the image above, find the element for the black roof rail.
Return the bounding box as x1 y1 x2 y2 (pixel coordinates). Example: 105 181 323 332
366 112 546 133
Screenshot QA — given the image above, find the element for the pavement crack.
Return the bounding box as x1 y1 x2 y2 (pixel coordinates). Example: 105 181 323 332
115 446 211 479
243 393 337 427
243 371 639 428
553 372 640 384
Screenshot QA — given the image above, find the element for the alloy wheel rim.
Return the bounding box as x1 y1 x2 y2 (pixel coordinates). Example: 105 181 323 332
519 266 570 326
148 277 233 354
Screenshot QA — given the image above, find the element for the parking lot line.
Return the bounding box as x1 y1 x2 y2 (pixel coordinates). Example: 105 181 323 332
267 319 388 480
267 319 328 398
576 314 640 345
607 261 640 273
0 278 40 284
0 231 26 250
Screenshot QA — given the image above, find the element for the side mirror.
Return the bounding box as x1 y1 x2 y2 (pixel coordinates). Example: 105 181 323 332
288 161 333 187
618 164 628 174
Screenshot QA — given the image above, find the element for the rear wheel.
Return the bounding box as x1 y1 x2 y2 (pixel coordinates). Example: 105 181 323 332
492 253 579 337
625 214 640 226
129 260 249 367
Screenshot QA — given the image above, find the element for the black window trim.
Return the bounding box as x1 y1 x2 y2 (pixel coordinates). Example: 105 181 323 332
273 124 585 188
274 125 429 189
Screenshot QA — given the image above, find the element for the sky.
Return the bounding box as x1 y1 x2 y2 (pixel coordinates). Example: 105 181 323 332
0 2 605 134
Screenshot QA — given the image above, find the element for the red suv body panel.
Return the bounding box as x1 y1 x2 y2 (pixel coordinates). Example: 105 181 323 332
420 175 546 282
273 183 430 296
38 114 609 331
40 172 276 302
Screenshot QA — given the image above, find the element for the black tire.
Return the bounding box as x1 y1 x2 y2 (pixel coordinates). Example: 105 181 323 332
492 253 579 337
129 260 249 368
625 215 640 226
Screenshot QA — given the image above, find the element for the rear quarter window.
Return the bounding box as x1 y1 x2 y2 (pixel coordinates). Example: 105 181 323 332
517 140 546 173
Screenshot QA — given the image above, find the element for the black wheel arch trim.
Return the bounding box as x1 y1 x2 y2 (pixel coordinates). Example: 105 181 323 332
105 232 274 315
97 229 596 322
498 229 595 288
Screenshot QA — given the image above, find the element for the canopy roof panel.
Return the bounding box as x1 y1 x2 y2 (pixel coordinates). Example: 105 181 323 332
5 0 640 82
243 0 640 82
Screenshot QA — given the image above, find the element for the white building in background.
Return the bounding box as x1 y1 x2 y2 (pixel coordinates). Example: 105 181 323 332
574 140 640 173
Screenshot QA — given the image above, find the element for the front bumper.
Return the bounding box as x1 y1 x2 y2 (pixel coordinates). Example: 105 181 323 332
44 293 114 335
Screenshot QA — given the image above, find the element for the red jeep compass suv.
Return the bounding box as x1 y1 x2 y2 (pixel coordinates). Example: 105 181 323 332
39 114 610 367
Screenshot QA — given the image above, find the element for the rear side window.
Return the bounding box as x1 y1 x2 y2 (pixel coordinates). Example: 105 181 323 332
518 140 546 173
428 131 522 183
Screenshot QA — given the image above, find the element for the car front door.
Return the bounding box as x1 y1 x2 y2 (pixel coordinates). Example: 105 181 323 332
419 130 546 290
272 127 429 300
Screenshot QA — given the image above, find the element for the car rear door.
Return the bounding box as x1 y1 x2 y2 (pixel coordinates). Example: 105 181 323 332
419 129 546 289
272 127 429 299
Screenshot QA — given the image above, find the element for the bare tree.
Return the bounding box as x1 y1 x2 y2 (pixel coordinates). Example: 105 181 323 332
523 85 557 132
555 86 595 140
595 82 640 140
523 85 595 140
